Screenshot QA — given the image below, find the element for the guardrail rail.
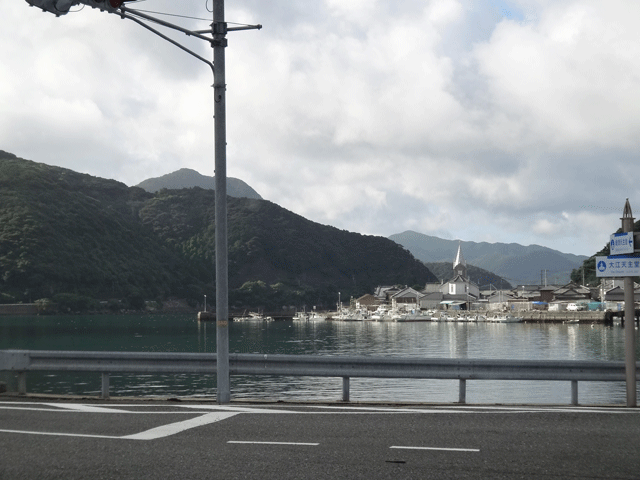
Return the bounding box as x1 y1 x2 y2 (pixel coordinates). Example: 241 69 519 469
1 350 639 405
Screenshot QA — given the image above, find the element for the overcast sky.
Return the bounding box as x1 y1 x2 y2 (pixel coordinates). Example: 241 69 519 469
2 0 639 257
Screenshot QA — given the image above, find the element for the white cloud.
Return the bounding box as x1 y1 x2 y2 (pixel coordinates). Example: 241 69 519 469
474 1 640 150
427 0 464 25
1 0 638 257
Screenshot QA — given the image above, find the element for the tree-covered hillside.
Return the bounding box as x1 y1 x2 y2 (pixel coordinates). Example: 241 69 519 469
139 188 437 308
424 262 512 290
0 151 208 307
0 152 436 311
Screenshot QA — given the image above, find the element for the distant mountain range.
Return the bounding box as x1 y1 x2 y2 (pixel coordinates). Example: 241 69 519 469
136 168 262 199
389 231 588 286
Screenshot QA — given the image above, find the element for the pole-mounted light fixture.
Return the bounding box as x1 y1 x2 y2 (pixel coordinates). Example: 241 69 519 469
23 0 260 404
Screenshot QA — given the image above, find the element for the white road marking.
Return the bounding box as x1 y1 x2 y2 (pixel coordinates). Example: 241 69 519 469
44 403 131 413
302 404 640 414
228 441 319 446
178 404 302 414
391 446 480 452
0 410 238 440
2 402 638 416
0 429 120 439
123 412 238 440
0 406 75 412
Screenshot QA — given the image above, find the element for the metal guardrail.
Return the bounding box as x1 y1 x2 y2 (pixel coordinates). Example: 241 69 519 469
1 350 639 405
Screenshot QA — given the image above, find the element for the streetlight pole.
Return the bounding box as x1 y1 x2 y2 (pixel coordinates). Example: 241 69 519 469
25 0 260 405
212 0 230 405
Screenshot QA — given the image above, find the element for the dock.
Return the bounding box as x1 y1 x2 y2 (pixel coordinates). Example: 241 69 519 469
520 311 606 323
197 311 295 321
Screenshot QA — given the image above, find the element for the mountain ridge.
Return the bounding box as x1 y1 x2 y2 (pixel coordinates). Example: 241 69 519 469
0 152 436 310
390 230 587 286
136 168 262 200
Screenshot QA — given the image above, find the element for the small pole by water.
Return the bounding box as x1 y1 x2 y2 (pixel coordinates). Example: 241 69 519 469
458 379 466 404
342 377 350 402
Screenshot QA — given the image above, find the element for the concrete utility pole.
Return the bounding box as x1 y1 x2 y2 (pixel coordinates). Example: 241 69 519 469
213 0 230 405
24 0 260 405
621 199 637 407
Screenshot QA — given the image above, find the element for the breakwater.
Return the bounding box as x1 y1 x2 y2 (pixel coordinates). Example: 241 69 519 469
521 311 606 323
521 310 640 324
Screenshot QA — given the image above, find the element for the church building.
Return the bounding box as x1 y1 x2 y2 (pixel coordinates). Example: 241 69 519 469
443 243 479 299
421 243 480 310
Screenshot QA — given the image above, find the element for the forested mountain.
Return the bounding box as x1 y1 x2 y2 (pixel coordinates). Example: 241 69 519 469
136 168 262 199
424 262 512 290
0 152 435 311
390 231 587 286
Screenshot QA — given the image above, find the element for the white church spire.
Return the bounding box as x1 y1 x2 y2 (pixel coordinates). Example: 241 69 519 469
453 242 466 269
453 242 467 279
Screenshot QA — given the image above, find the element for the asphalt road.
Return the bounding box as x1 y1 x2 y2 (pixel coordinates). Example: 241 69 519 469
1 398 639 480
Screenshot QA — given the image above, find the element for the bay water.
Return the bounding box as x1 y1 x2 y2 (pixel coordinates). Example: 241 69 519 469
1 314 639 404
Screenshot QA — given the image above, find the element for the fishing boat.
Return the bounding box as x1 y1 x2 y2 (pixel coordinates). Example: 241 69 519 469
292 311 326 322
487 313 523 323
234 312 273 322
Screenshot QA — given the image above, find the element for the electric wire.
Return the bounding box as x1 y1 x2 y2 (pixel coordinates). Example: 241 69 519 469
127 8 212 22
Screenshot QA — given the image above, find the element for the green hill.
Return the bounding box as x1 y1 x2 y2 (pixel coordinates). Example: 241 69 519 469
0 151 436 311
424 262 512 290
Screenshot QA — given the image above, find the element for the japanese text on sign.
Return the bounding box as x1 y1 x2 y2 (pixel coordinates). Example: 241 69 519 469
596 255 640 277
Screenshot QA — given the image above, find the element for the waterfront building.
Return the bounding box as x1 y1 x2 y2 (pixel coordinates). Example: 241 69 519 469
551 282 592 302
421 243 480 310
390 287 424 310
355 294 380 312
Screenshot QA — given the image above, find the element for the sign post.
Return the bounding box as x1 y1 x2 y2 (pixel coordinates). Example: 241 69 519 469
621 200 637 407
598 200 637 407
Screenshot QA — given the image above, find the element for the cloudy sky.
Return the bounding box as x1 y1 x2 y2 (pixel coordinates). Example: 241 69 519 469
2 0 639 257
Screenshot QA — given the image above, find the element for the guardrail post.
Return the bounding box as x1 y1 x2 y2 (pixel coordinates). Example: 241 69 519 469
459 379 466 404
17 372 26 395
571 380 578 405
101 373 110 400
342 376 350 402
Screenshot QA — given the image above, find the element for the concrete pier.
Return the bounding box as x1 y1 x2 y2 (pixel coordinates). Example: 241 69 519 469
520 311 607 323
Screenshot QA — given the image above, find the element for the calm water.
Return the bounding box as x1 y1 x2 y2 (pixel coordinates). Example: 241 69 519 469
1 314 639 404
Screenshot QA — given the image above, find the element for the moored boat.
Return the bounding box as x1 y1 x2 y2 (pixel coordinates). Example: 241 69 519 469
234 312 273 322
292 311 326 322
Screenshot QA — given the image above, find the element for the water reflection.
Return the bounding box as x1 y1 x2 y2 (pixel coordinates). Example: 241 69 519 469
1 314 638 403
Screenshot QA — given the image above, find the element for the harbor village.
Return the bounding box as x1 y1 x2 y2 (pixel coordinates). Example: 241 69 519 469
321 244 640 324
